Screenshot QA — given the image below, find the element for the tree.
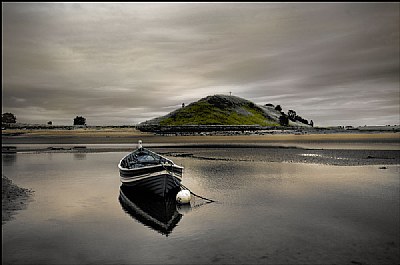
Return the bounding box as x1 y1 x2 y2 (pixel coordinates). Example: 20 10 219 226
295 115 308 125
279 114 289 126
275 105 282 112
47 121 53 125
288 110 296 121
73 116 86 126
2 113 16 123
310 120 314 127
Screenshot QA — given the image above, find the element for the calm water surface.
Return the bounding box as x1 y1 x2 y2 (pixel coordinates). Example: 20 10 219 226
2 151 399 264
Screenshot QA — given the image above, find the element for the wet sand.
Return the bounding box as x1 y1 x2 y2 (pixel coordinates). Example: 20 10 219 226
2 175 34 224
2 128 400 149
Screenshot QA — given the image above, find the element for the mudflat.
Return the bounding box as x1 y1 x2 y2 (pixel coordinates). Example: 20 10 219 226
2 175 34 224
2 128 400 147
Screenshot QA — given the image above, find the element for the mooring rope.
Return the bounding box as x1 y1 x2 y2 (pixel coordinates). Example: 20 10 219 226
162 163 216 203
179 183 216 203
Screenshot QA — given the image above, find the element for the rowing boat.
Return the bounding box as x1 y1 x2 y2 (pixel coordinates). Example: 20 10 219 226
118 141 183 197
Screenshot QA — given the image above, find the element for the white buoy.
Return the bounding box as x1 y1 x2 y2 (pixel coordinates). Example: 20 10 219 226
176 190 191 204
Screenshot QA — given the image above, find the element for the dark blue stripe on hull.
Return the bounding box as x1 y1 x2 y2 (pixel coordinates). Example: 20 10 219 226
122 174 181 197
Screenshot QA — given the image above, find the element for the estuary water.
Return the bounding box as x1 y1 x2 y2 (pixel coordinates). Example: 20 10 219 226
2 149 399 264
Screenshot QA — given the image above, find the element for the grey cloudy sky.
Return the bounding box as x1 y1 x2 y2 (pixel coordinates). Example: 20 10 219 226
2 2 399 126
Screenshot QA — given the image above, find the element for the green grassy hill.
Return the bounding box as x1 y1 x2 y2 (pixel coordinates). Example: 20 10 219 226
143 95 281 126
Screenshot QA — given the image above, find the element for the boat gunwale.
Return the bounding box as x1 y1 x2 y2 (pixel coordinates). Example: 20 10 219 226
120 170 182 183
118 147 184 172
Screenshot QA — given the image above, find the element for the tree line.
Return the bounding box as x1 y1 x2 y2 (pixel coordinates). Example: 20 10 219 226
272 105 313 127
2 113 87 126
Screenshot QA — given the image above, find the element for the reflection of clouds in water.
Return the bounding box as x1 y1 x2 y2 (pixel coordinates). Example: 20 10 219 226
2 150 399 264
73 153 87 160
2 153 17 166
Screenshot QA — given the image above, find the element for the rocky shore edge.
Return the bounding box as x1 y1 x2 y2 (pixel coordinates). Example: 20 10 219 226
2 175 34 224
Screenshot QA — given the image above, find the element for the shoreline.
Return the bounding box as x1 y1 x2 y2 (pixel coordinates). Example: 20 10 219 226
2 128 399 144
2 175 34 224
2 129 399 167
2 130 400 154
3 144 399 167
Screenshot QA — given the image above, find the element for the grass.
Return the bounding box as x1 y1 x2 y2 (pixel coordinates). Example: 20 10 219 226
159 101 279 126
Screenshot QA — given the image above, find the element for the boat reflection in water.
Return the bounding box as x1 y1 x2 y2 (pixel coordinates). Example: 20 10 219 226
119 185 183 236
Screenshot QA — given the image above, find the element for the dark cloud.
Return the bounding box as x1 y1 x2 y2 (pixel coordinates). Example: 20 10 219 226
2 3 399 126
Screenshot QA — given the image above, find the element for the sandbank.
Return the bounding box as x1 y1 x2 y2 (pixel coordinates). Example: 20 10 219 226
2 128 399 152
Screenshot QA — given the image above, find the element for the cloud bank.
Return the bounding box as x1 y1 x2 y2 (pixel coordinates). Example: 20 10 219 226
3 3 399 126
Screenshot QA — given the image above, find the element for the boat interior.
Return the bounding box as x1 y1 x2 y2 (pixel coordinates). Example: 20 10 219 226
121 149 171 169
